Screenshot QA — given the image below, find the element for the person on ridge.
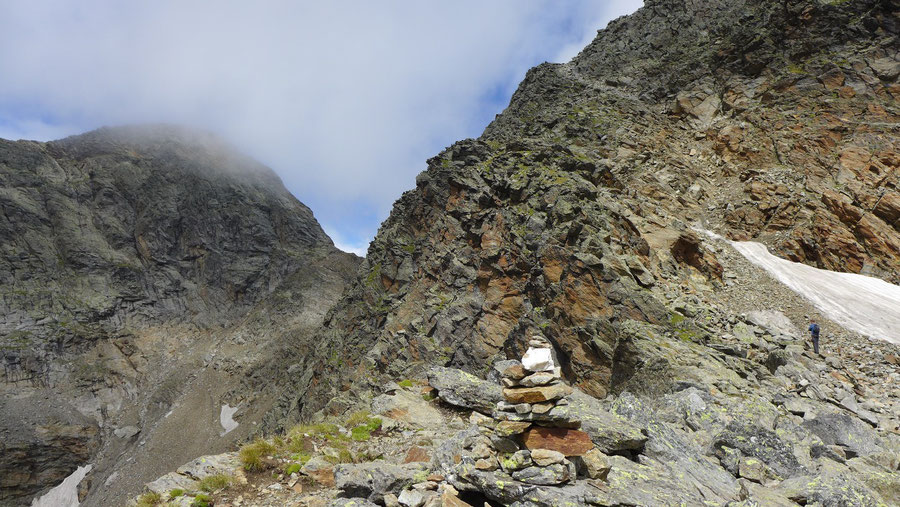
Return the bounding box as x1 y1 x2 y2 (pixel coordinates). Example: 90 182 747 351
808 320 820 355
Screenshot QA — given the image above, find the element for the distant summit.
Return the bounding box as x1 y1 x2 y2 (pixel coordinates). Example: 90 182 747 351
0 124 360 504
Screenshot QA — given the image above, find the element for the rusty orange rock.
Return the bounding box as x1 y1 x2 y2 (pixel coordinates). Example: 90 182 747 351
403 446 430 464
522 427 594 456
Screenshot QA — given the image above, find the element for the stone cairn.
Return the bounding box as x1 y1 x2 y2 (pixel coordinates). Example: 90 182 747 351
477 335 603 485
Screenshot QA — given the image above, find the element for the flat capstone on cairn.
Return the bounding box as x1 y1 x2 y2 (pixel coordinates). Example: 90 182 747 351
480 335 603 486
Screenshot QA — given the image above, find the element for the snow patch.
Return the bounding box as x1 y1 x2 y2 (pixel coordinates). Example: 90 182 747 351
220 404 239 436
31 464 92 507
697 228 900 345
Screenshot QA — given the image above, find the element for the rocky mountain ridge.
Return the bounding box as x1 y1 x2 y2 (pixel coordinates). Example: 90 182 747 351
280 0 899 422
0 125 361 505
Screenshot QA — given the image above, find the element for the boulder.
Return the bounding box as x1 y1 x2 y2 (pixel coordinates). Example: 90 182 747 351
530 449 566 466
511 463 573 485
335 462 428 504
176 453 241 481
427 367 502 413
745 310 800 338
713 421 806 479
580 449 611 480
575 391 648 453
303 455 336 487
439 489 473 507
775 459 884 506
802 412 883 458
397 488 427 507
145 472 199 496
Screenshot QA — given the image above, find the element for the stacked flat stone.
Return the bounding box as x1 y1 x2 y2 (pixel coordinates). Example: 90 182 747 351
488 336 594 486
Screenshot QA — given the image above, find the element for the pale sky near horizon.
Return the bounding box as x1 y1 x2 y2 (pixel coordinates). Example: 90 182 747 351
0 1 643 256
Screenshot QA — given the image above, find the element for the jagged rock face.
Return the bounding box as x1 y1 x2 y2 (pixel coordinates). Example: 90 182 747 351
284 0 898 419
0 125 358 504
490 0 900 280
1 125 329 340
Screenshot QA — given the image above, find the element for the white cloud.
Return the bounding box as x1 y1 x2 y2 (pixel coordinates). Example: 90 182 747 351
322 224 369 258
0 1 643 247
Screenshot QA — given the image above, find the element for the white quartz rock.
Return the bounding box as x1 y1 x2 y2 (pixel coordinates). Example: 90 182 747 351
521 347 554 372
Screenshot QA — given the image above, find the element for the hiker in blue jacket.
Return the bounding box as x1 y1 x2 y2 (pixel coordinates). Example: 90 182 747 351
808 320 820 355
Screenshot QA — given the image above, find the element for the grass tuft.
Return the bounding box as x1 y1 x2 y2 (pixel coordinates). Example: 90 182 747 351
135 492 162 507
240 438 276 471
198 473 232 492
345 410 373 428
349 415 382 442
191 493 212 507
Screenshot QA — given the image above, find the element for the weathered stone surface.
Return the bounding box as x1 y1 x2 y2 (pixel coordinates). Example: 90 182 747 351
846 456 900 505
745 310 800 338
737 479 797 507
427 367 502 413
531 402 554 414
599 455 732 505
511 463 572 485
519 372 557 387
522 427 594 456
499 450 533 472
473 458 497 471
580 448 611 480
503 383 572 404
530 449 566 466
403 446 430 464
713 422 806 479
573 391 647 453
372 390 445 429
397 488 427 507
113 426 140 439
802 412 883 458
334 462 427 504
175 453 241 481
495 421 531 437
451 464 603 506
0 398 100 505
775 460 884 506
145 472 199 496
439 489 473 507
492 360 526 381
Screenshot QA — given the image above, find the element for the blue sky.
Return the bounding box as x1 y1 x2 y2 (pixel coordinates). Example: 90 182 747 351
0 1 643 256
